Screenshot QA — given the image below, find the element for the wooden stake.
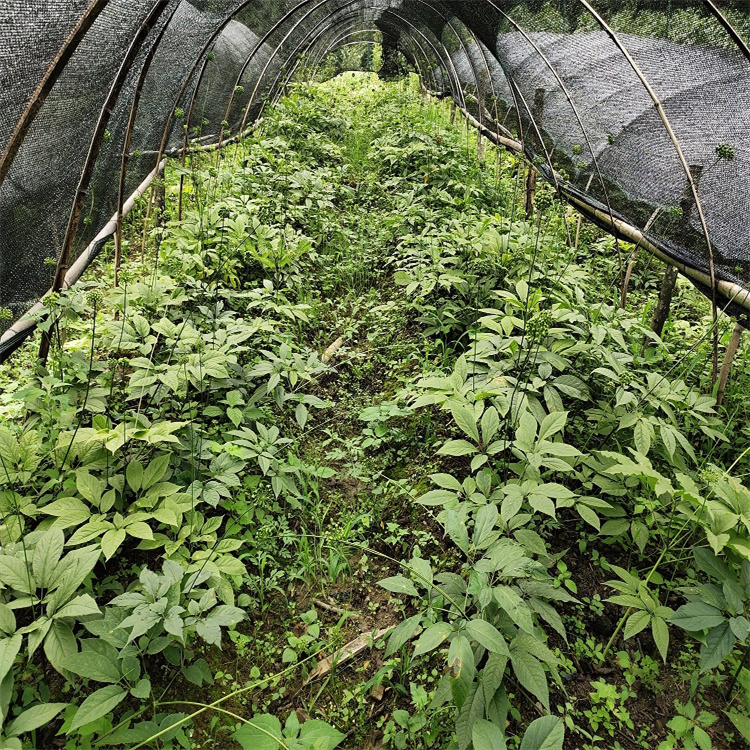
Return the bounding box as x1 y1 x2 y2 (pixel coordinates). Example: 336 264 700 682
524 88 544 220
649 264 679 340
717 323 744 406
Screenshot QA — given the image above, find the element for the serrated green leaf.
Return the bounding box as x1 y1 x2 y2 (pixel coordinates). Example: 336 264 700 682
520 716 564 750
700 621 735 672
33 528 65 589
494 586 534 633
452 405 479 442
465 620 509 656
623 610 650 640
671 602 725 632
510 645 549 711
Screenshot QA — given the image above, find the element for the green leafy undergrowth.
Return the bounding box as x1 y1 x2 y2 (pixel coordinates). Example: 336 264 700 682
0 72 748 750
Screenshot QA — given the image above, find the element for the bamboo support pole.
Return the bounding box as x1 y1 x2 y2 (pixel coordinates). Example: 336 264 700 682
0 160 166 359
457 102 750 314
115 2 179 287
39 0 171 364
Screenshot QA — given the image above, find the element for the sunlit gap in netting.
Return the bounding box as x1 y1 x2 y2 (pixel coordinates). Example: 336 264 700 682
1 2 750 750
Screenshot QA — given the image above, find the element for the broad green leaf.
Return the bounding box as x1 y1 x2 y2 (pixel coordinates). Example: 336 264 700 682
126 461 144 492
576 504 601 531
481 407 500 446
553 374 589 400
130 678 151 699
510 645 549 711
472 718 507 750
62 652 121 684
294 403 308 430
452 405 480 443
298 719 346 749
0 634 22 683
520 716 564 750
538 412 567 442
437 440 477 457
671 602 725 632
41 497 91 528
76 471 105 506
418 489 458 506
406 617 449 660
0 604 15 635
726 710 750 742
430 473 463 492
465 620 509 656
379 576 418 596
68 685 127 732
700 621 735 672
473 504 498 549
0 555 36 594
234 713 284 750
634 419 652 456
445 510 470 554
142 454 171 491
623 610 650 640
33 528 65 589
385 615 422 658
6 702 67 737
494 586 534 633
125 522 153 540
44 621 77 676
227 407 245 428
101 529 126 561
651 617 669 662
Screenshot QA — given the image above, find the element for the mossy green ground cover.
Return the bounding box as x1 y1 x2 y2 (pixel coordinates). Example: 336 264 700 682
0 73 749 750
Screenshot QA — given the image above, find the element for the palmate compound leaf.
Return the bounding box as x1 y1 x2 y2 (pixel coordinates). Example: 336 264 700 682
234 714 345 750
234 714 283 750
